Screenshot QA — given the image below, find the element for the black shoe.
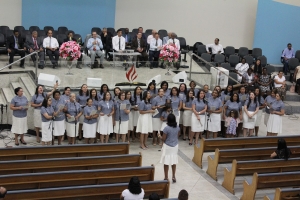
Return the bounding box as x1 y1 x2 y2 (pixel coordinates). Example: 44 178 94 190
99 64 104 69
39 65 44 69
19 64 24 68
150 66 153 69
9 66 12 69
76 64 82 69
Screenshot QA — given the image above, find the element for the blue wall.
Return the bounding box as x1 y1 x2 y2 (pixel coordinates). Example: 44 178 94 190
22 0 116 38
253 0 300 64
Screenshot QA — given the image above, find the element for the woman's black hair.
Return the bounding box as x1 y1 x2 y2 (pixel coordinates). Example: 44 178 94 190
62 87 71 95
133 86 142 105
41 96 51 108
254 87 262 105
253 59 262 74
179 83 187 95
86 97 93 105
142 91 151 104
241 58 246 63
162 103 171 112
197 89 206 104
186 89 194 103
239 86 247 94
224 85 233 96
246 91 258 109
89 88 99 101
52 90 61 98
212 89 219 98
35 85 45 98
149 193 160 200
118 91 126 100
147 82 156 94
170 87 179 97
125 91 133 104
14 87 22 95
167 113 177 128
230 93 240 103
103 91 111 101
100 84 109 95
79 84 89 96
128 176 142 195
189 80 196 88
160 81 169 90
230 110 239 119
114 87 121 96
277 138 290 160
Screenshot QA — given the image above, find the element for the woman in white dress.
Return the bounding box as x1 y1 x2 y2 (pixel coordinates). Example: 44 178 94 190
168 87 182 124
136 91 155 150
264 89 277 126
267 92 285 136
89 89 100 143
182 90 194 141
83 98 99 144
76 84 89 140
207 90 223 138
178 83 187 135
10 87 29 146
126 91 133 143
243 92 259 137
97 92 114 143
51 91 66 145
129 86 143 141
254 87 265 136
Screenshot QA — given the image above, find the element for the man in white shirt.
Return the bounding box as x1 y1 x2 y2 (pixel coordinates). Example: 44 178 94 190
206 38 224 61
147 29 156 44
167 33 180 50
235 58 249 83
43 30 59 69
112 29 125 52
87 31 104 69
149 33 162 69
163 32 172 45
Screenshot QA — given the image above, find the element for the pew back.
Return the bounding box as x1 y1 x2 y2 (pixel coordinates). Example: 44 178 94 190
264 187 300 200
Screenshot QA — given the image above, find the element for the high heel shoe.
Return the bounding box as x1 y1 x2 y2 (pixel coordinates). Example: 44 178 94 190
20 139 27 145
172 177 176 183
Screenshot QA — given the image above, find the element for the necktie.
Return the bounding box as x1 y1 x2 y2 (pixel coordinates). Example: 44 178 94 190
155 39 158 46
49 37 52 48
173 39 175 44
93 39 96 51
34 38 38 50
138 39 140 48
16 37 20 49
125 35 128 42
119 38 121 50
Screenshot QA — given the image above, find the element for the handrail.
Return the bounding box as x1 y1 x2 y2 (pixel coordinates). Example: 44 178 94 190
189 53 240 85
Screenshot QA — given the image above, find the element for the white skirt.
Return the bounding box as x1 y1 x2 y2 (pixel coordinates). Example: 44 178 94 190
160 121 167 131
53 120 65 136
128 112 134 131
11 116 28 135
114 120 129 134
267 114 282 134
207 113 221 132
264 113 270 126
42 121 52 142
132 110 140 126
160 143 178 165
243 111 256 129
66 122 79 137
152 118 162 131
191 114 205 132
83 122 97 138
34 109 42 128
255 110 263 126
79 115 84 124
175 112 181 125
97 115 113 135
136 113 153 134
179 111 184 124
183 110 192 126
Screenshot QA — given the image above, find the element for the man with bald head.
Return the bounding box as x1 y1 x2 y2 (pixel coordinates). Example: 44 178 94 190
147 29 156 44
25 31 45 69
167 32 180 49
0 187 7 199
163 32 172 45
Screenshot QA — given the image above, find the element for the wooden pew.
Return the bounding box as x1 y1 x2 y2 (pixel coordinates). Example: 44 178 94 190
241 172 300 200
0 154 142 175
206 146 300 180
222 158 300 194
264 187 300 200
0 166 154 190
193 135 300 169
4 180 170 200
0 143 129 161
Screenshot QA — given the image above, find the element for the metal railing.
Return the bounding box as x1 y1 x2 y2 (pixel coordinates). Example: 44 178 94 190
189 53 240 85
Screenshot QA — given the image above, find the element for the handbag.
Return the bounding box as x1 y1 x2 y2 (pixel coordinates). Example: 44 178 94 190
290 83 295 93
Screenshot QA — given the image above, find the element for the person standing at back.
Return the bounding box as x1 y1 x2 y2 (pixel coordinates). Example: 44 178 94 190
281 43 295 75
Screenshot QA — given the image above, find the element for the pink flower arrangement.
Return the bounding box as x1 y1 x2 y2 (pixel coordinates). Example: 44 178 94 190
159 44 180 63
59 41 81 61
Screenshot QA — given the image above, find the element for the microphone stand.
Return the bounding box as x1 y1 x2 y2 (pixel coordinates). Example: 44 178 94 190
74 102 78 145
118 101 121 141
51 114 54 145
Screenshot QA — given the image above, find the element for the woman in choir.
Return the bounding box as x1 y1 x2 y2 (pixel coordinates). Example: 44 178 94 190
113 87 121 101
254 87 265 136
61 87 71 103
214 85 221 95
10 87 29 146
207 90 223 138
238 86 248 107
189 81 199 96
160 81 171 98
191 90 207 145
160 104 172 135
264 89 277 127
98 84 109 100
243 91 259 137
83 98 99 144
267 92 285 136
126 91 134 143
178 83 187 133
97 92 114 143
65 93 82 144
182 89 194 141
146 81 157 99
136 91 155 150
76 84 89 140
31 84 58 143
114 91 131 143
90 88 100 143
40 97 60 146
52 91 66 145
130 86 143 141
220 85 233 137
203 84 211 99
169 87 182 125
151 88 167 146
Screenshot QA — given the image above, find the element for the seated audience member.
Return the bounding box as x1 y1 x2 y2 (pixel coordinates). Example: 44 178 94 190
112 29 125 52
25 30 44 69
235 58 249 82
0 186 7 199
149 193 160 200
122 28 132 48
100 28 113 61
274 70 286 99
167 32 180 50
87 31 104 69
178 189 189 200
133 27 147 43
163 32 172 45
132 32 148 67
120 176 145 200
63 31 83 69
281 43 295 75
43 30 59 69
293 65 300 95
257 67 272 97
206 38 224 60
242 68 255 91
7 29 26 69
149 33 162 69
251 59 262 76
147 29 156 44
270 138 291 160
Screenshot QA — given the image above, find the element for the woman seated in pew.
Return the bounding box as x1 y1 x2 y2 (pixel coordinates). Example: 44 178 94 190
270 138 292 160
120 176 145 200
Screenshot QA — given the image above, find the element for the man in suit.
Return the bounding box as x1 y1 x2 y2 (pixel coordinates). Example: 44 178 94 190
132 27 147 44
64 31 83 69
43 30 59 69
6 29 26 69
100 28 113 61
122 28 132 49
25 31 45 69
131 32 148 68
163 32 172 45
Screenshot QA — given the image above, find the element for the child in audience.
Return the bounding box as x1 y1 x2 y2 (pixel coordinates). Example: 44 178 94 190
225 110 240 138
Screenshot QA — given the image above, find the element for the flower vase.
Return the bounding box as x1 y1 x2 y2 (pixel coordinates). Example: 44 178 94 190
165 62 173 76
66 60 76 75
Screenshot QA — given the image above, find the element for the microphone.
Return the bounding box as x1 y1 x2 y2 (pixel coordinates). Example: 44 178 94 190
74 102 77 123
0 104 3 114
